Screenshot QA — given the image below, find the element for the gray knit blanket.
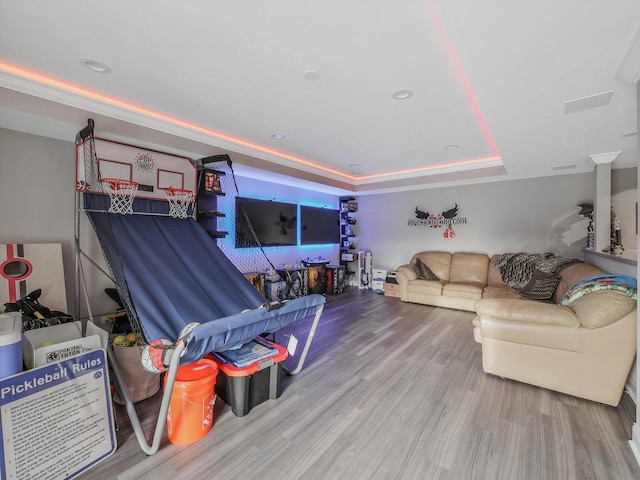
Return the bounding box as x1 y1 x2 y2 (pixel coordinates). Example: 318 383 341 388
492 253 582 290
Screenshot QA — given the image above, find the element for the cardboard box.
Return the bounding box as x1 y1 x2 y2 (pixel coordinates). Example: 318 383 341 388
384 282 400 291
306 264 327 295
244 272 266 297
276 268 309 298
326 265 346 295
22 321 107 369
265 280 287 302
384 282 401 298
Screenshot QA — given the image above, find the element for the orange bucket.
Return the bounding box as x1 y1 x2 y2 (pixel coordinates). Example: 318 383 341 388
164 358 218 445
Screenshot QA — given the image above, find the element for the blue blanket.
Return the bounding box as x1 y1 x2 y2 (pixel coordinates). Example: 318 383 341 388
559 274 637 307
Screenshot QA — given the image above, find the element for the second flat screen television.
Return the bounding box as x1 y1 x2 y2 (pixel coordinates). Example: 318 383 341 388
300 205 340 245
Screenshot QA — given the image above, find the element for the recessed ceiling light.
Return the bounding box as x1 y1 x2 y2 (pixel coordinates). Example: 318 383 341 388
444 144 459 150
271 133 285 139
303 71 320 81
392 89 414 100
79 58 111 73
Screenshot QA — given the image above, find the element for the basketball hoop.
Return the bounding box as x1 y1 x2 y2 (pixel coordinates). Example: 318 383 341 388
162 187 194 219
101 178 139 215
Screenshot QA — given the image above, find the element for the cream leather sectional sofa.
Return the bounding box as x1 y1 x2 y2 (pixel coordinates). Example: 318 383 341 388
395 251 637 406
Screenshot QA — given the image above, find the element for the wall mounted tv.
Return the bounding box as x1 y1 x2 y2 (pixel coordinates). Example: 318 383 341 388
235 197 298 248
300 205 340 245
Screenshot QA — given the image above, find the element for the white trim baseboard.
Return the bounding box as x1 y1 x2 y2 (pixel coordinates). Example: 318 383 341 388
631 423 640 468
627 359 638 405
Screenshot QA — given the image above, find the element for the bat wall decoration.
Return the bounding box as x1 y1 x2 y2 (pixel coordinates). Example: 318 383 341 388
409 203 466 239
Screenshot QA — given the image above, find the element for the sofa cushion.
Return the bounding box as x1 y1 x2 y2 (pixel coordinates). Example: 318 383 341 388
479 317 580 352
442 281 484 300
475 298 580 328
571 290 637 328
450 252 489 284
407 279 445 296
520 270 560 300
482 285 523 299
413 257 439 280
411 252 452 281
487 254 507 286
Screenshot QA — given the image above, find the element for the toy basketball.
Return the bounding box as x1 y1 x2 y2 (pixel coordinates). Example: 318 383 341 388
141 339 174 374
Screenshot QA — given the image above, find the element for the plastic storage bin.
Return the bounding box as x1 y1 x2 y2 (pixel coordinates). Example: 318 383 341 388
0 312 22 379
211 339 288 417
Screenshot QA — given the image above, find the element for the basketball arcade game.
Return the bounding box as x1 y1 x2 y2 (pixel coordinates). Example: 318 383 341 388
74 120 325 455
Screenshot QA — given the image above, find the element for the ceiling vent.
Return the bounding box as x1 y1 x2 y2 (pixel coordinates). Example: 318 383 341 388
564 91 614 114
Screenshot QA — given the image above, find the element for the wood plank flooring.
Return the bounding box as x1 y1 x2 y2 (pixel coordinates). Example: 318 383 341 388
77 288 640 480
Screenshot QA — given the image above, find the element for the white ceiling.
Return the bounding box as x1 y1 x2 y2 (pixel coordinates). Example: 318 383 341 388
1 0 639 195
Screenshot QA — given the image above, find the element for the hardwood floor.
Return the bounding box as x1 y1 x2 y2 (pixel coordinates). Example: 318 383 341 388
77 288 640 480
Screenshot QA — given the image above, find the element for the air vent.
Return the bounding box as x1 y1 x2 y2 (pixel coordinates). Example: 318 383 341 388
564 91 614 114
552 164 577 171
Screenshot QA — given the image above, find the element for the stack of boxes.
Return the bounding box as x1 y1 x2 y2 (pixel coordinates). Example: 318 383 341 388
371 269 387 294
384 271 400 298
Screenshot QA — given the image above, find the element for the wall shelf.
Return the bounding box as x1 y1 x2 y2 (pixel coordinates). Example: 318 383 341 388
196 160 228 239
339 196 358 281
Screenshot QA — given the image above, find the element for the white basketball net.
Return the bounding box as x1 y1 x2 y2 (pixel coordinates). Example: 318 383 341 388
102 179 139 215
163 188 194 218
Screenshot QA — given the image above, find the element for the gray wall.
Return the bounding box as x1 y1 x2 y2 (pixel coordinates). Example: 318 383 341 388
0 128 78 312
355 173 599 273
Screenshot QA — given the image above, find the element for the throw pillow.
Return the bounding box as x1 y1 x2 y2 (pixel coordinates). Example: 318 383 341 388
414 257 439 281
520 270 561 300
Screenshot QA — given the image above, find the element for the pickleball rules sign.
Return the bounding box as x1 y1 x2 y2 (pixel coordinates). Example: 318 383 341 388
0 349 116 479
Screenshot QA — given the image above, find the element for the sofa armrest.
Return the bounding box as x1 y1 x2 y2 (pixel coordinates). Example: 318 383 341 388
475 298 579 328
395 264 417 301
396 264 417 283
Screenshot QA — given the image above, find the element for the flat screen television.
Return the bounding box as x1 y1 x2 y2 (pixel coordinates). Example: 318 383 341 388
300 205 340 245
235 197 298 248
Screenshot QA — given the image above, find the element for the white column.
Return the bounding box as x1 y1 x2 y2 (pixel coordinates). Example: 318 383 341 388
589 152 621 252
632 80 640 467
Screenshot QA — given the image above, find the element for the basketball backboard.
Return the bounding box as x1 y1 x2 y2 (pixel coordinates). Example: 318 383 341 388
76 138 198 201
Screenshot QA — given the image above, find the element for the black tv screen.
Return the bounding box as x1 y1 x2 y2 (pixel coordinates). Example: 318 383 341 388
300 205 340 245
235 197 298 248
